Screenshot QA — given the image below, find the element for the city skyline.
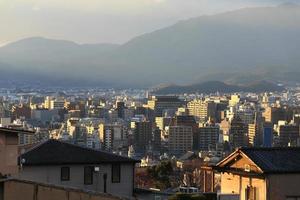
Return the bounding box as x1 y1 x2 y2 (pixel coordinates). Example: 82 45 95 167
1 1 300 199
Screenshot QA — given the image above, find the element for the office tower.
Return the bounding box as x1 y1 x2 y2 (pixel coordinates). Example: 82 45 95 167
108 110 119 122
237 110 255 125
146 96 183 117
279 124 300 147
230 116 248 148
263 123 273 147
67 101 86 118
168 126 193 156
133 121 152 153
197 125 220 151
187 100 216 122
86 132 101 149
134 106 155 122
248 123 261 146
44 96 52 109
248 112 263 147
155 117 172 131
50 98 65 110
229 94 240 107
174 115 197 128
73 124 87 146
99 124 126 151
31 109 59 124
215 101 228 123
172 115 199 150
261 93 269 108
263 106 272 123
263 106 287 124
12 104 31 119
116 101 125 119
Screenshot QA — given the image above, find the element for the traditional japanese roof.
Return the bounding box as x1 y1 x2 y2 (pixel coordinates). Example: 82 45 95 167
216 147 300 174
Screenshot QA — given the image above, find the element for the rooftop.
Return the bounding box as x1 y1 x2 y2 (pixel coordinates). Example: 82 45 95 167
217 147 300 174
20 139 139 166
240 147 300 173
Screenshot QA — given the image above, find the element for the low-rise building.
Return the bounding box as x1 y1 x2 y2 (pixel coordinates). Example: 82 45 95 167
0 127 34 177
212 147 300 200
19 139 139 198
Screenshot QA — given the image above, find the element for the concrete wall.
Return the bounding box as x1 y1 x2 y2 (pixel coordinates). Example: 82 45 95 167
2 179 122 200
18 163 134 198
268 174 300 200
220 172 300 200
0 133 18 176
220 173 266 200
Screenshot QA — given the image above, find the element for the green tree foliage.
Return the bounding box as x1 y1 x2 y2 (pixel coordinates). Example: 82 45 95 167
147 161 173 189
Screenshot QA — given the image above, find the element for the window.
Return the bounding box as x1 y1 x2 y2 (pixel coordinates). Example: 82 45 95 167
84 166 94 185
244 164 251 172
111 164 121 183
61 167 70 181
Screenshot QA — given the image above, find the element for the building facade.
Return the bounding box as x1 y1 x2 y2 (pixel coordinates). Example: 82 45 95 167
168 126 193 156
18 140 139 198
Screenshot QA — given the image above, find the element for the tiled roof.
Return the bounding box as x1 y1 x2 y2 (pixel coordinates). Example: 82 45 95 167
241 147 300 173
20 139 139 166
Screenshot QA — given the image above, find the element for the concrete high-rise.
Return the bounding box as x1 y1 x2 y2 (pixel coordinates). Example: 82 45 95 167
116 101 125 119
279 124 300 147
146 96 183 117
133 121 152 153
99 124 126 151
187 100 216 122
197 125 220 151
168 126 193 156
230 116 248 148
263 123 273 147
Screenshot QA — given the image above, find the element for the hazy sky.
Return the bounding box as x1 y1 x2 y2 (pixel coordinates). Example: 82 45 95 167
0 0 295 45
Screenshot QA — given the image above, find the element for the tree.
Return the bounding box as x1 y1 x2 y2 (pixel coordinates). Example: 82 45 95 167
147 161 174 189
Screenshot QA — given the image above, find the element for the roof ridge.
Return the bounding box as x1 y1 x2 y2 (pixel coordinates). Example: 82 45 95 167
21 139 139 165
240 147 300 151
22 139 138 163
21 140 50 156
50 139 134 160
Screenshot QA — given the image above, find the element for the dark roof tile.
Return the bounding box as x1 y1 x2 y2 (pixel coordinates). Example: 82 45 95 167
20 139 139 166
240 147 300 173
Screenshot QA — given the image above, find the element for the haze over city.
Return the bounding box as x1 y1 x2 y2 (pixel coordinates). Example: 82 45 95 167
1 1 300 200
1 0 298 44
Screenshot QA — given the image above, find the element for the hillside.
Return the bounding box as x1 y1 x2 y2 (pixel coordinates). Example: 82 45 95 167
153 81 284 94
0 4 300 87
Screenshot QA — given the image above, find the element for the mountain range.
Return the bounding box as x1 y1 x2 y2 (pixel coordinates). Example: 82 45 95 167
153 81 284 95
0 3 300 87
